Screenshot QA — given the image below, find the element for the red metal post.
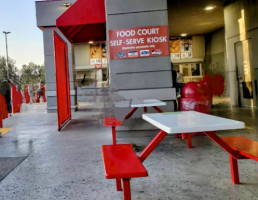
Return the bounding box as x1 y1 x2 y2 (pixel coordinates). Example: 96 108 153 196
187 134 192 148
144 107 147 113
122 178 131 200
175 134 180 138
229 155 240 184
112 126 116 145
152 106 163 113
182 133 187 140
124 108 138 120
139 130 168 162
116 178 122 191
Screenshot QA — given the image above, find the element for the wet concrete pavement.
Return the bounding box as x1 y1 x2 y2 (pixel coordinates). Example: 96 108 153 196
0 103 257 200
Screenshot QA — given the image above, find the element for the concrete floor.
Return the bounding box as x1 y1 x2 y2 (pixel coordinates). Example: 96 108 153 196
0 103 257 200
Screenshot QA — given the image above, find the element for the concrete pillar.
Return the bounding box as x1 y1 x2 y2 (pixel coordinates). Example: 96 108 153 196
224 0 258 107
105 0 176 118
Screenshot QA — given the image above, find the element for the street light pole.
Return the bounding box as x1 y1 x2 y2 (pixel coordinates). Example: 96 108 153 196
3 31 11 79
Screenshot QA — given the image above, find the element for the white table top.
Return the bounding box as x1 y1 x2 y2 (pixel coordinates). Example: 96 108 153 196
131 99 166 108
142 111 245 134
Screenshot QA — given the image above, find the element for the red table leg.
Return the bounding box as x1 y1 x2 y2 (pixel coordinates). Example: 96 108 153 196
182 133 187 140
144 107 147 113
122 178 131 200
187 134 192 148
124 108 138 120
139 130 168 162
112 126 116 145
116 178 122 191
229 155 240 184
152 106 163 113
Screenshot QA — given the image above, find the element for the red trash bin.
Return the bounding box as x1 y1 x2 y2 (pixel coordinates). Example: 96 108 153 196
179 81 212 148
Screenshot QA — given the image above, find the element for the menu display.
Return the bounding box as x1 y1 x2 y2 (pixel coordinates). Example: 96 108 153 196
108 25 169 60
170 37 193 59
180 38 192 58
90 44 102 66
170 38 181 60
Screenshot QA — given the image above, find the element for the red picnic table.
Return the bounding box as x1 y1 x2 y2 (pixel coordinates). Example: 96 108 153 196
101 112 258 200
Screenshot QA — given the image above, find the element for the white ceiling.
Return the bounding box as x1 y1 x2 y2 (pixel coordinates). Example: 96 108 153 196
167 0 228 36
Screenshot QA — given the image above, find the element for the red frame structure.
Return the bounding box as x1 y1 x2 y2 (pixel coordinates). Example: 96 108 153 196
139 130 258 185
53 31 71 131
103 124 258 200
124 106 163 120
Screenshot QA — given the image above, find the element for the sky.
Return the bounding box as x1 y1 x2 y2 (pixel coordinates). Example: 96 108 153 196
0 0 44 70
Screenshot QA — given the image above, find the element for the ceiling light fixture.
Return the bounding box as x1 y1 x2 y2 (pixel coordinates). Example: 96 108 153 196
180 33 188 37
204 5 216 11
88 41 94 44
62 3 72 7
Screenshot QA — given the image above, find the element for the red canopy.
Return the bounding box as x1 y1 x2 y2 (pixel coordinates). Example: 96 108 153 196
56 0 106 43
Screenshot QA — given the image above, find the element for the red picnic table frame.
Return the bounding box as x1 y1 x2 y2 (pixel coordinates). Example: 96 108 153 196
124 99 166 120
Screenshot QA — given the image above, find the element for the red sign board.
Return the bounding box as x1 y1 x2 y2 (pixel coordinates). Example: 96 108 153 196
108 25 169 60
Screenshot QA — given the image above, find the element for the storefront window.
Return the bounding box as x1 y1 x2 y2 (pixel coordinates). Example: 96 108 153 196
74 42 109 88
178 62 203 83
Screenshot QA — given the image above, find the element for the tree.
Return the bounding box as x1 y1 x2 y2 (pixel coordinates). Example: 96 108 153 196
0 56 20 94
20 62 45 86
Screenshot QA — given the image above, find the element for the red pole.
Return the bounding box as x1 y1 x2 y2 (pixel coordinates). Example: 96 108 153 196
112 126 116 145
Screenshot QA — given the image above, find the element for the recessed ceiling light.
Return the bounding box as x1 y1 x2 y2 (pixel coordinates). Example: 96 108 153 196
180 33 188 37
62 3 72 7
204 5 216 11
88 41 94 44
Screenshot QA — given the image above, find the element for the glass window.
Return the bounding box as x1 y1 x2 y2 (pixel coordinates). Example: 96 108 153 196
179 62 203 83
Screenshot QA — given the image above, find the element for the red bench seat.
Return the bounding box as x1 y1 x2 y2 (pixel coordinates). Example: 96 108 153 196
204 132 258 184
222 136 258 161
101 144 148 200
102 144 148 179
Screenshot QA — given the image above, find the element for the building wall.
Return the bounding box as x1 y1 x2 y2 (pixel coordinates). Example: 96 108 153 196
105 0 176 130
204 28 229 97
105 0 176 108
36 0 76 27
192 36 205 58
74 44 90 66
224 0 258 107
